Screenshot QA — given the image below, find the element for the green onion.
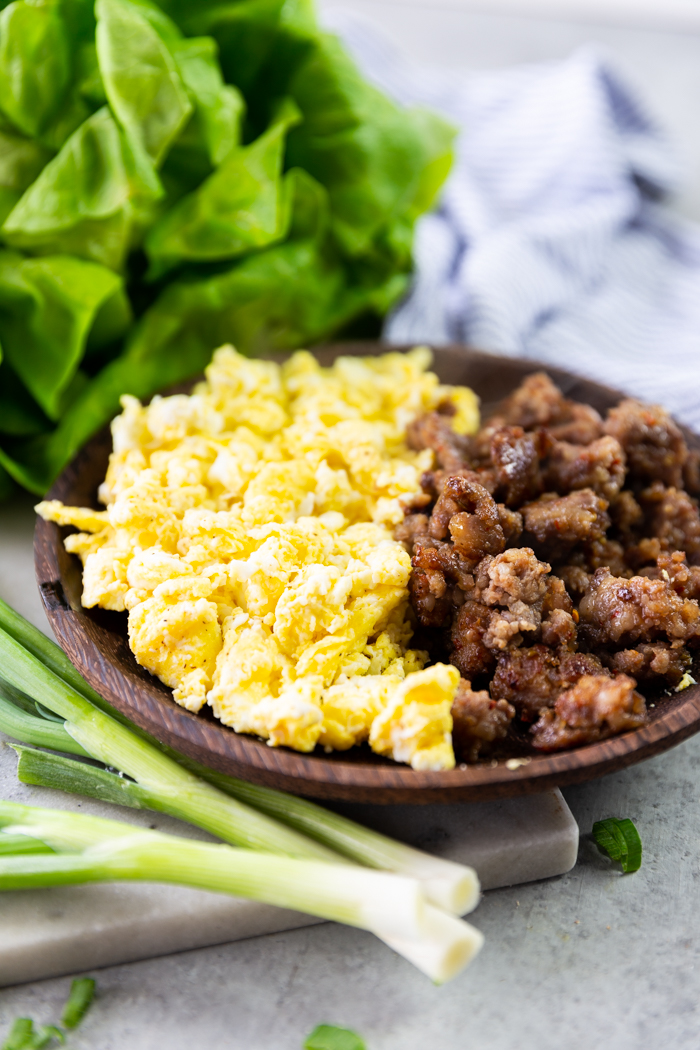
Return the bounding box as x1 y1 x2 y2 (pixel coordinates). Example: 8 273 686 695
0 679 39 716
33 703 66 725
303 1025 366 1050
0 799 484 980
13 741 478 917
0 801 428 939
13 746 153 810
198 772 480 916
0 832 55 857
60 978 96 1030
0 976 95 1048
592 818 642 873
0 600 109 711
10 746 483 981
1 1018 64 1049
0 607 480 915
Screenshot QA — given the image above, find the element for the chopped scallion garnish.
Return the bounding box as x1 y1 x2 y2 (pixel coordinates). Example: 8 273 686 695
303 1025 366 1050
1 1018 64 1049
0 977 95 1049
592 818 642 873
60 978 96 1030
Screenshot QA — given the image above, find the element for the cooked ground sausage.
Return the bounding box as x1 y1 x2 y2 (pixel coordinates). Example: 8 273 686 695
545 435 626 501
531 674 647 750
578 566 700 646
603 398 688 488
400 371 700 763
451 680 515 761
521 489 610 561
602 642 691 687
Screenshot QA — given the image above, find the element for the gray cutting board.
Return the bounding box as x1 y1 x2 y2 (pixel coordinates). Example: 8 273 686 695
0 735 578 987
0 501 579 987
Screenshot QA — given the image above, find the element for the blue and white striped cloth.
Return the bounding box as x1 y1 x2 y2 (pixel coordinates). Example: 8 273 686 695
326 11 700 431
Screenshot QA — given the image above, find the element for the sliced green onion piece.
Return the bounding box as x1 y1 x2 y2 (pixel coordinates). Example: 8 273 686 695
35 1026 63 1048
60 978 96 1030
303 1024 366 1050
1 1018 63 1049
1 1016 59 1050
2 1017 33 1050
592 818 642 873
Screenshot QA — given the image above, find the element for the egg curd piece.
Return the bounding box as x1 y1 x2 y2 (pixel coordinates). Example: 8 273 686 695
36 344 481 771
129 592 222 713
369 664 461 772
208 618 324 752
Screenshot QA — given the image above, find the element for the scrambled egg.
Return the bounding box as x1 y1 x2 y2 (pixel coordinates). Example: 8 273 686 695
37 346 479 771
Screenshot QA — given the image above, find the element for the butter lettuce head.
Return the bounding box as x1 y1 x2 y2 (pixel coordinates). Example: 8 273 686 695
0 0 454 496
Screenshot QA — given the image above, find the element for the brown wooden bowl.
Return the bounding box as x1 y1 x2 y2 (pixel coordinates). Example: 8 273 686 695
34 343 700 804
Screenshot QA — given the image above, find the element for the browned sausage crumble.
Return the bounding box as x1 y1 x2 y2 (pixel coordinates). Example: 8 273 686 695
398 372 700 762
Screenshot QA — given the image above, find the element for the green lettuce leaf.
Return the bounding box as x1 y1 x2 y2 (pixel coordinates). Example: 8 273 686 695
37 83 95 154
59 0 100 45
95 0 192 168
0 360 52 438
0 172 334 491
0 130 52 225
169 0 317 115
156 36 244 204
0 251 131 420
286 32 455 258
112 0 184 43
144 98 300 278
75 41 108 106
135 242 344 362
0 0 71 139
0 159 408 493
2 107 163 270
171 37 244 165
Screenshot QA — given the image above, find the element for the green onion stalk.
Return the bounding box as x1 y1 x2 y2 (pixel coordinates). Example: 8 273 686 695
0 600 484 981
0 801 427 938
0 800 482 984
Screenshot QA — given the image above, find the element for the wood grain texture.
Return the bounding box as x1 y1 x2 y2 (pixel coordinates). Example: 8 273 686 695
34 344 700 803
